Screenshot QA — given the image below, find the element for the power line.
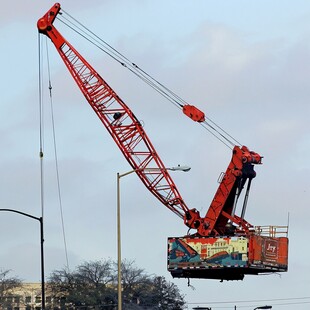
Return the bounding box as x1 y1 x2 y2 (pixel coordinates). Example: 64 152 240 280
188 296 310 308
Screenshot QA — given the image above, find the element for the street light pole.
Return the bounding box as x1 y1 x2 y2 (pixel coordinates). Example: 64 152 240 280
0 209 45 310
116 166 190 310
117 172 121 310
117 169 141 310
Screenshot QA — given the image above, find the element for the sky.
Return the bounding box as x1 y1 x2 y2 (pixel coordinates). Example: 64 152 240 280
0 0 310 309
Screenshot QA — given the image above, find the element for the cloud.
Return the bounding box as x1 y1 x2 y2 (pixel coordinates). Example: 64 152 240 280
1 1 310 306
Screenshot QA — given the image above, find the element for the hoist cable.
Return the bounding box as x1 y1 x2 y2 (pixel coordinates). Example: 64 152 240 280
57 9 241 148
39 34 69 270
43 37 70 271
38 34 45 220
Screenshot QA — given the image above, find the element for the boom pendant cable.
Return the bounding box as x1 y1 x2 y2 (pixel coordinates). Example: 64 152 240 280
56 9 241 149
39 35 70 270
56 16 185 112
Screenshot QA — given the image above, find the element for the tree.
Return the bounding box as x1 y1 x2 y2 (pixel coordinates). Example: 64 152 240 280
49 259 116 309
0 269 22 308
118 260 151 309
148 276 185 310
116 260 185 309
122 274 185 310
48 259 186 310
74 259 116 308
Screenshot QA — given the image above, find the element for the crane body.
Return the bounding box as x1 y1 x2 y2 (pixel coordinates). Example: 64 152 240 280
38 3 288 281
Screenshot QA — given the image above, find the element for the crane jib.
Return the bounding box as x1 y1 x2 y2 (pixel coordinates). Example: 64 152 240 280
38 3 189 220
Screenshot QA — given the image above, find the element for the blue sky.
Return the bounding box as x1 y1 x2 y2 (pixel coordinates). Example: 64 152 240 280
1 1 310 309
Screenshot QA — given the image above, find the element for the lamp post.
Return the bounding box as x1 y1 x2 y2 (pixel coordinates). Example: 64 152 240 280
254 306 272 310
117 165 190 310
0 209 45 310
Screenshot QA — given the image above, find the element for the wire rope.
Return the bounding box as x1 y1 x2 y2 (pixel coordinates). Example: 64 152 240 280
44 38 70 271
39 34 70 271
57 9 241 149
56 16 185 112
38 34 45 220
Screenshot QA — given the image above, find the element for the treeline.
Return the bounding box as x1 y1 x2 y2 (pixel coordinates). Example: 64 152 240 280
0 259 186 310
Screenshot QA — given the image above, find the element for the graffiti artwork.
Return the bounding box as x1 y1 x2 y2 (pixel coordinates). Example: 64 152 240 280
168 236 249 269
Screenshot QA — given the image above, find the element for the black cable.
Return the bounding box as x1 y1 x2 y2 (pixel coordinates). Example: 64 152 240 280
57 16 184 112
44 37 70 271
38 33 45 220
57 9 240 149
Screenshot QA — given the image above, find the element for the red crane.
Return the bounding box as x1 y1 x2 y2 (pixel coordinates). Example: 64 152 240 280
38 3 288 281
